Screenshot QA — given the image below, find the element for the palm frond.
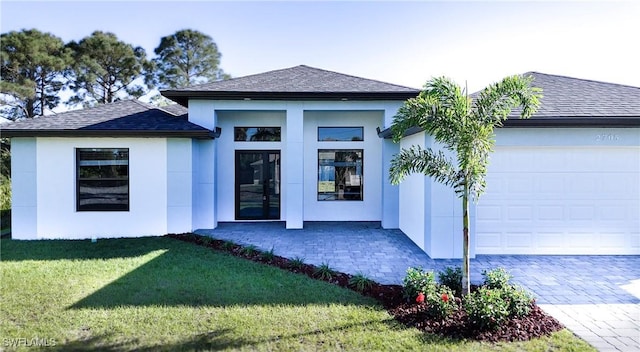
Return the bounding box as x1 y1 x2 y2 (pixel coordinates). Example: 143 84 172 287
473 74 542 126
389 145 458 186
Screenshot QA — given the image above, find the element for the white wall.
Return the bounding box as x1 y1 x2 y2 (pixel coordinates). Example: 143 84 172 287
23 138 169 239
10 138 37 239
397 132 473 259
303 111 384 221
167 139 193 233
398 132 428 251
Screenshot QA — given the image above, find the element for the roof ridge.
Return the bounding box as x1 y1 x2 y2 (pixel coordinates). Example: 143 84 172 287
525 71 640 90
295 64 419 90
175 66 302 90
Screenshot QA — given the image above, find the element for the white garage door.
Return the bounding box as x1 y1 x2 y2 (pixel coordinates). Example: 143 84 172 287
476 146 640 255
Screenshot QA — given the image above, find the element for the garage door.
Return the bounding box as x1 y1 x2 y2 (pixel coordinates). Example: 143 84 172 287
476 146 640 255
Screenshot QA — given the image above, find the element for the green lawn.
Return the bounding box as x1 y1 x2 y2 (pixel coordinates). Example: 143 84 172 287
0 237 594 351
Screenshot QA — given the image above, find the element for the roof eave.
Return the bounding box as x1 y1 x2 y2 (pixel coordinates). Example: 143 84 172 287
377 117 640 139
1 129 216 139
502 117 640 128
162 90 419 106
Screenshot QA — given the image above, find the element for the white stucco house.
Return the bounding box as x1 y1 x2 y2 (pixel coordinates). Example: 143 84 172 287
2 65 639 258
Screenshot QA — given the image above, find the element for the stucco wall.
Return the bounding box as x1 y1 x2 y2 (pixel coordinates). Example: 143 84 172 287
11 137 184 240
10 138 37 239
398 132 428 251
303 110 384 221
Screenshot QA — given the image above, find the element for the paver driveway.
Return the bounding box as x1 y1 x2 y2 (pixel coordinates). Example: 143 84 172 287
197 221 640 351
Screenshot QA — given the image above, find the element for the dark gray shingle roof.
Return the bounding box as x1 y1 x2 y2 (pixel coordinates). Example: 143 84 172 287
504 72 640 126
0 99 213 138
162 65 420 105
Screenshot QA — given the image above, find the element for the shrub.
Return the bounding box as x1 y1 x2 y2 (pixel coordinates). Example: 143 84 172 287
222 241 235 250
438 266 462 296
200 236 212 245
423 286 457 319
501 285 534 318
0 175 10 212
464 286 510 330
314 262 335 280
482 267 512 289
261 247 275 262
241 245 258 256
349 272 374 292
403 267 437 301
288 256 305 269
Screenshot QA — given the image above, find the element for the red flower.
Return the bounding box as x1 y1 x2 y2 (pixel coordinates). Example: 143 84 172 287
441 293 449 302
416 292 425 303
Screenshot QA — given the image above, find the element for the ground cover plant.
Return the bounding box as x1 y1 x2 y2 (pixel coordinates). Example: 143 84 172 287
0 235 595 351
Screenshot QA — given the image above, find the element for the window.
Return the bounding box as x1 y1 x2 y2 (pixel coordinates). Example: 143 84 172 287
234 127 281 141
318 127 363 141
77 148 129 211
318 150 363 201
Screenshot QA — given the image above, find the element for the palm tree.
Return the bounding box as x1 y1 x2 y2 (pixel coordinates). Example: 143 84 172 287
389 75 542 295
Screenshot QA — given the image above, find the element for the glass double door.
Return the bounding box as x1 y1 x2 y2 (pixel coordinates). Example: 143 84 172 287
235 150 281 220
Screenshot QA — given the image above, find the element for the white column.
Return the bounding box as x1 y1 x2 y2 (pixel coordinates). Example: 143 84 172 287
189 100 217 229
285 103 304 229
381 138 400 228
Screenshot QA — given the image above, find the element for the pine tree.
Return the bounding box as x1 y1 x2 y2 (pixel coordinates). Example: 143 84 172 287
67 31 151 106
152 29 229 89
0 29 71 119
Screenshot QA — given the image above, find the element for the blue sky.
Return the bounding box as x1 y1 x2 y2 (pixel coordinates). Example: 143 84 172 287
2 1 639 96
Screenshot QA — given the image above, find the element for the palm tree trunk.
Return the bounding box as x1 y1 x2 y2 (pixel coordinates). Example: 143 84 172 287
462 180 471 296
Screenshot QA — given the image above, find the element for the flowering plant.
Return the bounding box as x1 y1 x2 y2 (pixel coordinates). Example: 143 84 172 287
416 292 425 303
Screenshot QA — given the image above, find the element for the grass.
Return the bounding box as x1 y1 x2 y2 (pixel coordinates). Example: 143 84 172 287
0 237 595 351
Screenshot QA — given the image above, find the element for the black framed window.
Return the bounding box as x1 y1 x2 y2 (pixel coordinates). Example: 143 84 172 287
318 149 363 201
77 148 129 211
234 127 281 141
318 127 363 141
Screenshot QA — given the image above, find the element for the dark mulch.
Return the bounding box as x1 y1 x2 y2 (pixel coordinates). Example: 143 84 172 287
167 233 564 342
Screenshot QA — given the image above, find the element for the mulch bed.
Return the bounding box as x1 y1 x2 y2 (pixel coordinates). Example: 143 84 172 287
167 233 564 342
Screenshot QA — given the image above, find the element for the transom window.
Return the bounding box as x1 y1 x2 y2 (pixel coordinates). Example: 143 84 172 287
318 149 363 201
234 127 281 141
318 127 363 141
76 148 129 211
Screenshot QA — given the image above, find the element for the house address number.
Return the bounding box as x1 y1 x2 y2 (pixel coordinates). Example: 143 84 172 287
595 133 620 142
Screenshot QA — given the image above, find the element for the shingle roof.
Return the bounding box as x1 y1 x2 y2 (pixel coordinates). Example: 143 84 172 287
378 72 640 138
162 65 420 105
503 72 640 126
0 99 213 138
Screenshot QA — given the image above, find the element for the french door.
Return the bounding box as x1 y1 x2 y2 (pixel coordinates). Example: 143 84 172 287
235 150 281 220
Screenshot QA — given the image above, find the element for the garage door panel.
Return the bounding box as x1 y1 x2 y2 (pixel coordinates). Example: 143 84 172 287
476 146 640 255
538 205 564 220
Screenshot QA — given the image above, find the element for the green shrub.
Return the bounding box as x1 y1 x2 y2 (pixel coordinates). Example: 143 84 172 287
501 285 534 318
314 262 335 280
482 267 512 289
200 236 212 245
261 247 275 262
423 286 457 319
349 272 374 292
0 175 10 212
402 267 437 301
438 266 462 295
464 286 510 330
241 245 258 256
222 241 235 250
288 256 305 269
